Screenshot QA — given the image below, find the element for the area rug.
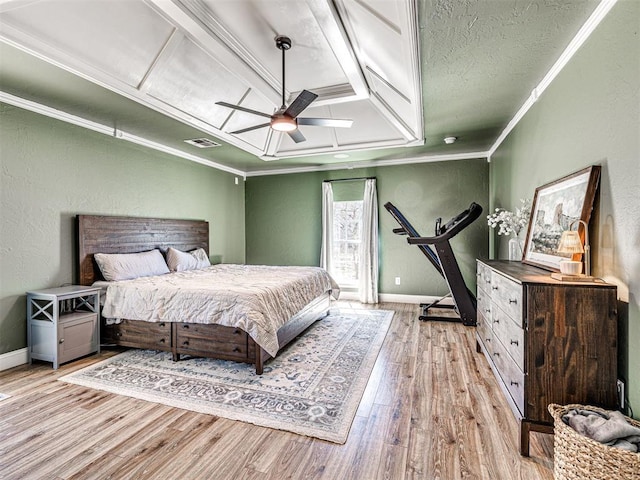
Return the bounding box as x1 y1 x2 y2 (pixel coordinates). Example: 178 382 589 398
59 308 393 444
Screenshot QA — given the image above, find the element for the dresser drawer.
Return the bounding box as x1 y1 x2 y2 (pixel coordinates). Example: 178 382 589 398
477 262 492 295
491 334 525 415
490 272 523 325
476 313 493 356
491 305 525 371
477 289 492 324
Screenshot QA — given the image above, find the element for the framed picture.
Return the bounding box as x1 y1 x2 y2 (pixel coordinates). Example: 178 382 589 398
522 165 601 271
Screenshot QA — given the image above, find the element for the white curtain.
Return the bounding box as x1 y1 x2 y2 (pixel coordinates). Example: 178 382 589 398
320 182 334 272
358 178 379 303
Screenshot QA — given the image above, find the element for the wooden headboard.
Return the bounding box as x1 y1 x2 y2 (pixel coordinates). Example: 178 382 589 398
77 215 209 286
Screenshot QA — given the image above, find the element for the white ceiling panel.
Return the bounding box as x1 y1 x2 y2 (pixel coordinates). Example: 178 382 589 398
331 100 404 145
196 0 350 93
145 35 250 128
1 0 174 88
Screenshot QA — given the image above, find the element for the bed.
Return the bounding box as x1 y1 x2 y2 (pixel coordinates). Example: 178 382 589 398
77 214 337 374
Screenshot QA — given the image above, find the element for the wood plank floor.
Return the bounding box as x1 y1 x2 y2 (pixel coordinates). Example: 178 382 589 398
0 302 554 479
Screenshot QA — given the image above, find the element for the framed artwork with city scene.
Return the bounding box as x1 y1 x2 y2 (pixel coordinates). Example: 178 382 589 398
522 165 601 272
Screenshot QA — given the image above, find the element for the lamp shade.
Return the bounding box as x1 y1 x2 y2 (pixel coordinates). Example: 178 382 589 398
557 230 584 255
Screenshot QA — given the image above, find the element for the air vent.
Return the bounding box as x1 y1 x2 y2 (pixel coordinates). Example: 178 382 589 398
184 138 221 148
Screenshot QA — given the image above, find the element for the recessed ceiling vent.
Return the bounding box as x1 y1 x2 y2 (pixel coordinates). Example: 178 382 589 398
184 138 221 148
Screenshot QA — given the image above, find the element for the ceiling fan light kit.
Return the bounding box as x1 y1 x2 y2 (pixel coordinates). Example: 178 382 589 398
271 115 297 132
215 35 352 143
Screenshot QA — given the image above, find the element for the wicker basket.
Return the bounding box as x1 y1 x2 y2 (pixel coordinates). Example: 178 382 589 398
548 403 640 480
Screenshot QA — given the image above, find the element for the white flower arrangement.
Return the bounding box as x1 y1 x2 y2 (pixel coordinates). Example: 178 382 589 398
487 198 531 236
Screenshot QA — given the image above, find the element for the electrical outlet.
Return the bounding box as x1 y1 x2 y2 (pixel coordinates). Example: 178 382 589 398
617 379 625 410
395 277 401 285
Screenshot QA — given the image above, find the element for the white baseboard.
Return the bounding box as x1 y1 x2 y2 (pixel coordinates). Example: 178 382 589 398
379 293 446 305
338 292 449 305
0 348 28 371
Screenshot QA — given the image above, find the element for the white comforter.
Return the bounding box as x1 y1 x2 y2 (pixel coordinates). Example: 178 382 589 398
101 264 339 356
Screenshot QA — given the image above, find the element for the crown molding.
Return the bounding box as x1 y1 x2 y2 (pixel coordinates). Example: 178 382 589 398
0 91 246 177
488 0 618 157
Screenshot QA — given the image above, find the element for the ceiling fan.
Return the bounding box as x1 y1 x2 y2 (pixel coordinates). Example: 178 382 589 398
216 35 353 143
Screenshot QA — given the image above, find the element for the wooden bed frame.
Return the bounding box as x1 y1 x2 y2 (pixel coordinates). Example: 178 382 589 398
76 214 331 374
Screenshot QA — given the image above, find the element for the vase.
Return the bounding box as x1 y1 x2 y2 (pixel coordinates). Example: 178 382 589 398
508 237 522 261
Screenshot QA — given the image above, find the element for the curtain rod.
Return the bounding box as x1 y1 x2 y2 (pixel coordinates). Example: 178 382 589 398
323 176 376 183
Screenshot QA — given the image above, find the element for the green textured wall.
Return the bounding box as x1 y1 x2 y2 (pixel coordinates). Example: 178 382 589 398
245 159 489 296
0 104 245 355
490 0 639 417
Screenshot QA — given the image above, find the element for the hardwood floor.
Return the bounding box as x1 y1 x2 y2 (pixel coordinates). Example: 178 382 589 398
0 302 554 479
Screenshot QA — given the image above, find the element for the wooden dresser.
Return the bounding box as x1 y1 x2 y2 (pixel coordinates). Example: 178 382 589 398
475 259 618 456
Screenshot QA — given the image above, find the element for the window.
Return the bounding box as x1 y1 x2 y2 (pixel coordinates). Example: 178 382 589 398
330 200 363 287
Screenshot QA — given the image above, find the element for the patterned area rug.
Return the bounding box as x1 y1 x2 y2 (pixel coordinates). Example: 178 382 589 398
59 308 393 444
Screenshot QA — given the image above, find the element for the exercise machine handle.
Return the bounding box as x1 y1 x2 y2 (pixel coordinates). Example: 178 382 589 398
407 202 482 245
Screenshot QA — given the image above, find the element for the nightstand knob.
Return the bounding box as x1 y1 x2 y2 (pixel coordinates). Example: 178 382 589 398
59 338 64 344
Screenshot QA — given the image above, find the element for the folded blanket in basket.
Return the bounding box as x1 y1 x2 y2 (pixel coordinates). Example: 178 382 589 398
563 408 640 453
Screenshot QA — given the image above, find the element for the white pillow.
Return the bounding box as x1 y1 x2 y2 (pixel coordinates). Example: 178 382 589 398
166 247 211 272
94 249 170 281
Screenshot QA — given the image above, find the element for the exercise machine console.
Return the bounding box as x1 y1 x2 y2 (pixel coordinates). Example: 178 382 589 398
384 202 482 326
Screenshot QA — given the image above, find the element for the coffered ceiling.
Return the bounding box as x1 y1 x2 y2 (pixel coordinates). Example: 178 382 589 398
0 0 602 175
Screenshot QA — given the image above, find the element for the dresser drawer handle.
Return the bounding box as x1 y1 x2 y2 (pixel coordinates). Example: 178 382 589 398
159 338 165 344
510 339 519 346
233 329 241 335
233 347 241 353
116 332 122 337
159 322 165 327
183 341 189 346
510 381 519 386
182 324 189 329
508 299 518 304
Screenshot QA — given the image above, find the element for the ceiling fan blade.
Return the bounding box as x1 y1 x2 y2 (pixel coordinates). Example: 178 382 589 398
230 122 271 135
216 102 272 119
287 129 306 143
284 90 318 118
297 118 353 128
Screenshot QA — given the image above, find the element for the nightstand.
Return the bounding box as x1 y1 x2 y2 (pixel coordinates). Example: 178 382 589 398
27 285 101 369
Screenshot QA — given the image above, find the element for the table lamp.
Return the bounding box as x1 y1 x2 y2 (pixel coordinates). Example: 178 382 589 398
551 219 592 281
